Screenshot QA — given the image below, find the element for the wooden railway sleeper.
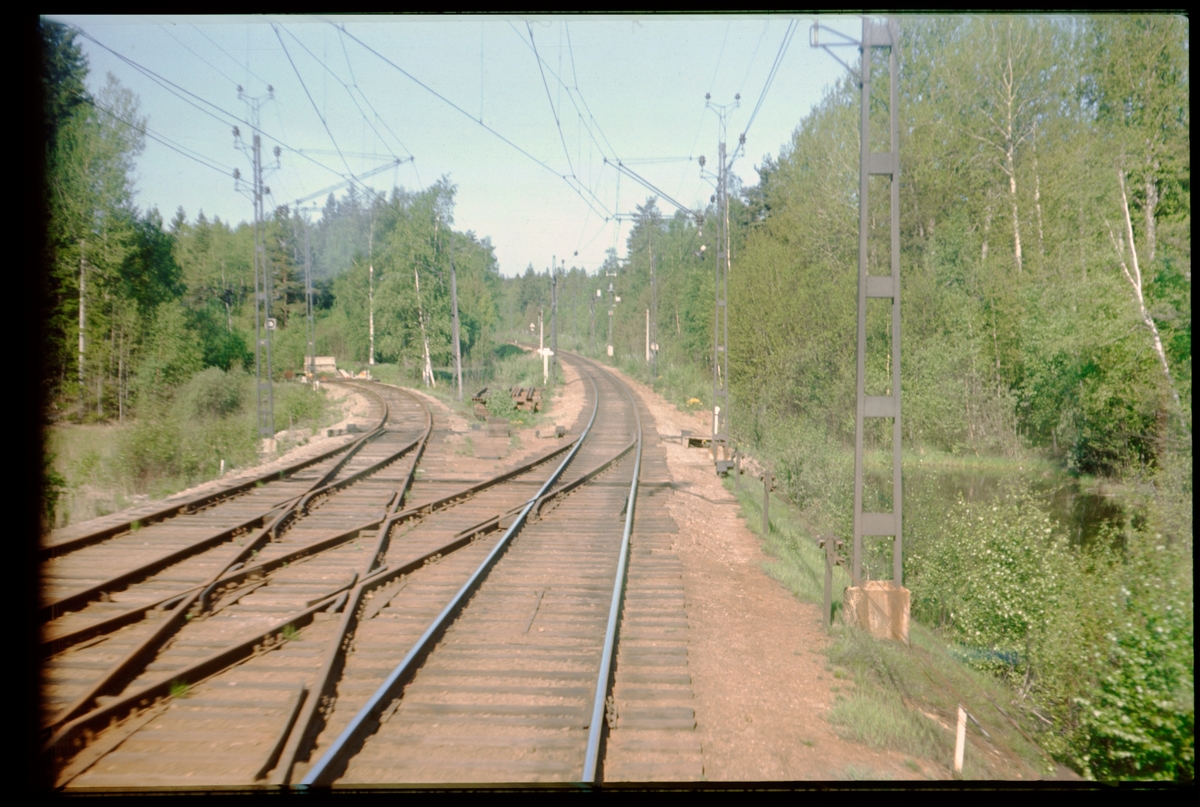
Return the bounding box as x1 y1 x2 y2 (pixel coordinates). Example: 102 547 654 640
44 585 351 772
293 367 602 786
40 381 390 562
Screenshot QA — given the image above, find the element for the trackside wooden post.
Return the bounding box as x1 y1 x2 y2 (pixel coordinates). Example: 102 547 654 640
819 534 847 631
954 705 967 776
762 470 771 535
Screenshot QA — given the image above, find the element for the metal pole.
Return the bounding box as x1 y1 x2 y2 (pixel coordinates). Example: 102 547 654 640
551 259 558 384
78 239 86 419
606 281 613 359
589 290 596 353
889 21 904 586
649 240 658 378
712 139 728 464
252 129 275 443
450 238 463 401
762 469 770 535
305 221 315 377
367 221 375 366
851 17 902 585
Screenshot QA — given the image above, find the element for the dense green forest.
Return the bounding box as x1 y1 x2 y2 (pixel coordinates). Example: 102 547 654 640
40 16 1189 779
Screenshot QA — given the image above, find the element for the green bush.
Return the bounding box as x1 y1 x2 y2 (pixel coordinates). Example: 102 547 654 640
115 415 183 490
274 382 329 432
1033 531 1194 781
177 366 247 421
907 482 1195 780
907 485 1071 669
484 387 519 421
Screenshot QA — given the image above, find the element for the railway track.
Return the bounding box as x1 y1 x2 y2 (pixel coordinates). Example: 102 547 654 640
48 355 704 787
41 383 419 730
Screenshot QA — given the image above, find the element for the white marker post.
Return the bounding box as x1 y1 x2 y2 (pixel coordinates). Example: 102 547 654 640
537 347 554 385
954 705 967 776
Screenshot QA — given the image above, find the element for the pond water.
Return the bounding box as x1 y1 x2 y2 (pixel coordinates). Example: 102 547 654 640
902 464 1129 550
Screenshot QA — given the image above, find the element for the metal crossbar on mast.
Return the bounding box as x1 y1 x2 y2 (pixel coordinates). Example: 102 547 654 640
234 85 280 449
854 17 903 585
813 17 905 585
705 94 740 475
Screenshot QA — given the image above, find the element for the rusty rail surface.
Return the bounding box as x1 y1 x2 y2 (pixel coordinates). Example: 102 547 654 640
40 380 388 561
45 380 601 787
40 384 422 735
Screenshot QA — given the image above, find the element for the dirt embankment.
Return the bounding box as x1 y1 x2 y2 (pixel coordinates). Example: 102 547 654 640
603 365 928 780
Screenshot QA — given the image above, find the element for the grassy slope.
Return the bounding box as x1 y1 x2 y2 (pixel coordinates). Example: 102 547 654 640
725 473 1056 780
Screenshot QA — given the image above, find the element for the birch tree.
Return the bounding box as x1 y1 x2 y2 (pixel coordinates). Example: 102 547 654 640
1091 16 1190 415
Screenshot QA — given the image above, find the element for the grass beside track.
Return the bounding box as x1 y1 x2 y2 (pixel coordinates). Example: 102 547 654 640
725 474 1055 780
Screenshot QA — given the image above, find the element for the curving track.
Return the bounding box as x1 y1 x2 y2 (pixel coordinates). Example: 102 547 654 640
48 355 703 787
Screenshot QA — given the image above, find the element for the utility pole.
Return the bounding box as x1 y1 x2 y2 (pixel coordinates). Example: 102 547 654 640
812 17 904 586
234 84 279 452
703 93 740 473
304 222 316 377
588 288 597 353
550 258 558 384
605 266 618 359
649 238 658 378
367 209 376 366
449 235 463 401
78 239 86 420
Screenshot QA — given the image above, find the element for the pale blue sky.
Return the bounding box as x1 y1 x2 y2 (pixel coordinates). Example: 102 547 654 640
48 14 862 276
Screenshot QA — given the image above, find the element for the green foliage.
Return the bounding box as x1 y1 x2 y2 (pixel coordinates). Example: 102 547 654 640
484 387 520 422
176 366 246 421
110 369 331 496
42 447 68 529
133 300 205 402
908 482 1194 780
731 475 1049 777
274 383 329 432
908 486 1070 665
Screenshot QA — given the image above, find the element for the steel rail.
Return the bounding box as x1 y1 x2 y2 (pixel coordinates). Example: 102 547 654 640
297 368 603 786
40 431 569 660
40 380 386 561
580 355 644 782
45 391 588 782
41 387 426 734
46 580 359 776
48 477 579 787
40 384 392 621
271 423 634 783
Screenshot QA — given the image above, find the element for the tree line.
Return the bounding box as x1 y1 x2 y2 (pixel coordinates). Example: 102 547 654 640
40 21 502 426
500 16 1190 482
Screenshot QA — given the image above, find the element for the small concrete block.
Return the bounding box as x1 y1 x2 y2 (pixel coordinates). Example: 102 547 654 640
842 581 910 643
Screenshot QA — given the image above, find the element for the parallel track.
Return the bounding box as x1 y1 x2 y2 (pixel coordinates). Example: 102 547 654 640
50 356 698 787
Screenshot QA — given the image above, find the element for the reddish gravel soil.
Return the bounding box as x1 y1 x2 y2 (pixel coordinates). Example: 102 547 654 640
604 366 930 781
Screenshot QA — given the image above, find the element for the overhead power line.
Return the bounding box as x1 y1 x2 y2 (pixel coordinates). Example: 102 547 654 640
604 158 696 219
276 23 409 165
736 19 799 159
527 22 577 181
506 19 615 217
190 24 272 88
76 28 392 204
88 97 235 177
158 24 239 88
334 26 417 163
332 21 611 222
273 23 357 182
